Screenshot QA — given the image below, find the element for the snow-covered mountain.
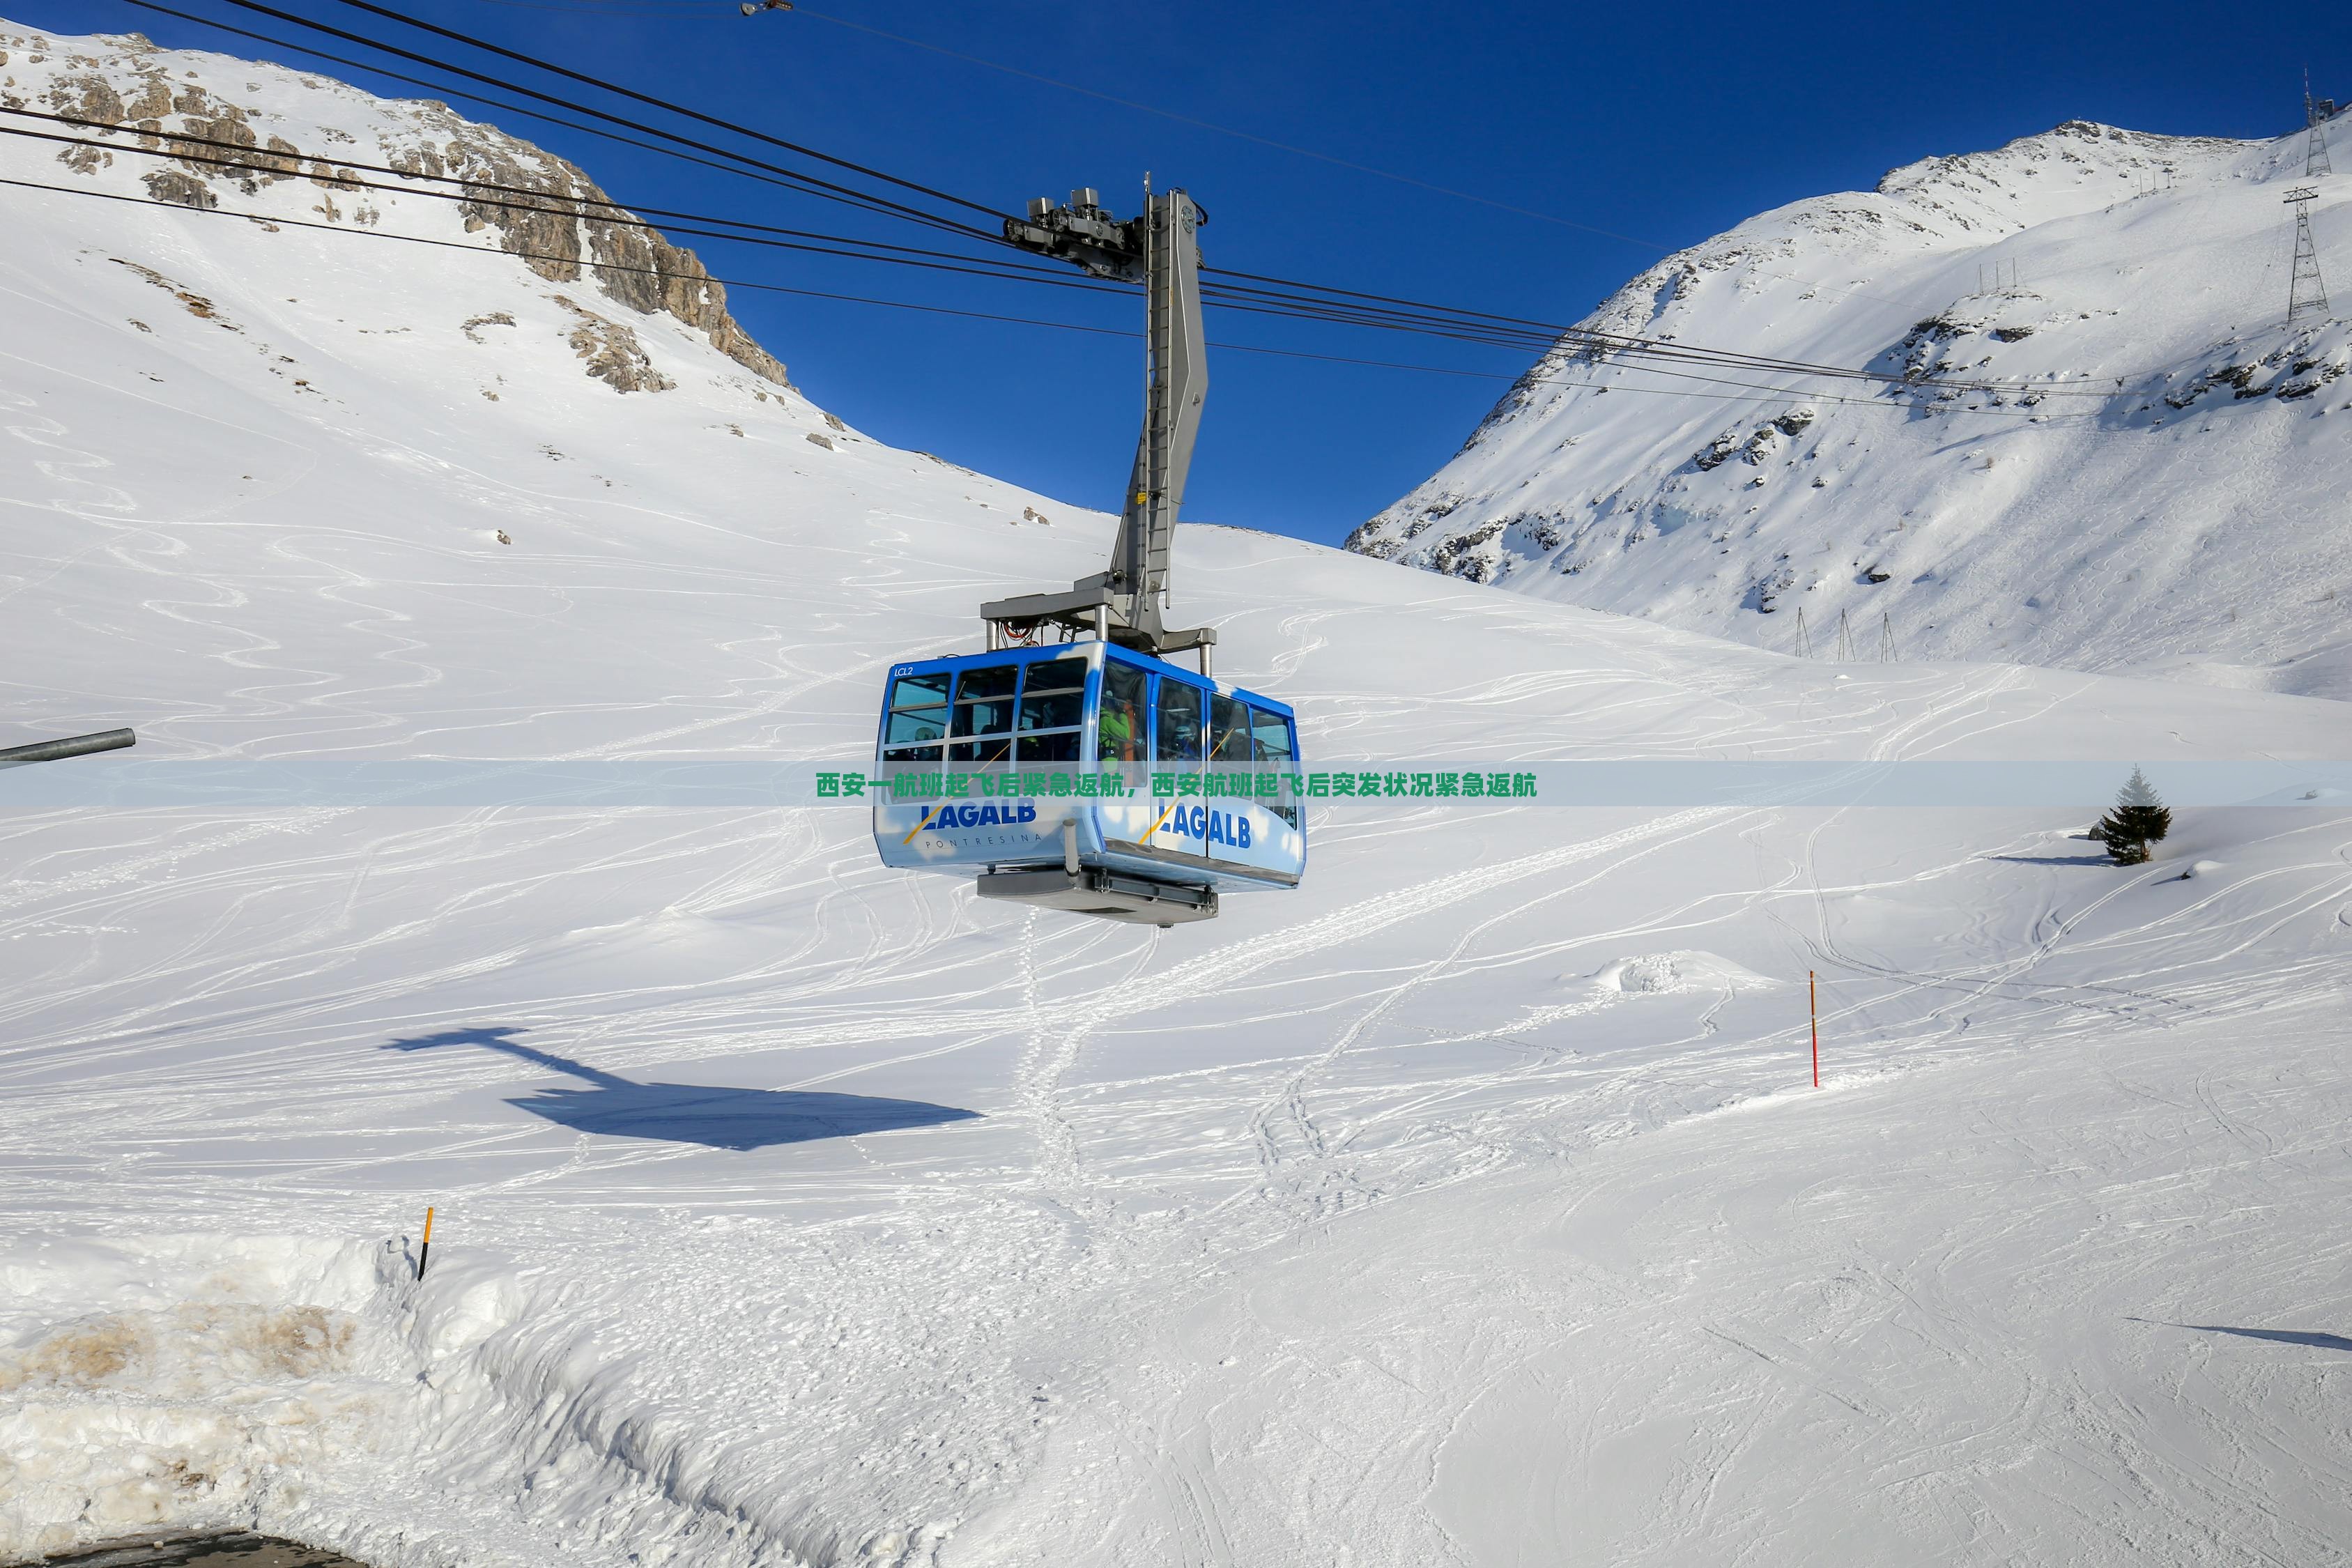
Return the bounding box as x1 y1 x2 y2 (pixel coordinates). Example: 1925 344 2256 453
0 17 1087 762
4 22 2352 1568
1348 118 2352 696
6 17 785 385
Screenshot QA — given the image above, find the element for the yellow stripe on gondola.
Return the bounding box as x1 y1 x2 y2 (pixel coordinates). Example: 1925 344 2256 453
902 804 941 845
1142 799 1179 839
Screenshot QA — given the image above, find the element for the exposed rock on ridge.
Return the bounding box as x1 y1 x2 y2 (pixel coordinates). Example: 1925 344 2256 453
1345 115 2352 693
0 22 788 387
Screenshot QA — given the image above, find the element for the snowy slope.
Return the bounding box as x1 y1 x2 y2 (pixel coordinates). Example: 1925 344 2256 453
5 23 2352 1568
1348 118 2352 696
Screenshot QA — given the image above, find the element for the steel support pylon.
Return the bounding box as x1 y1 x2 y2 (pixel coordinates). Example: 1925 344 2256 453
2285 186 2330 327
2306 77 2335 179
982 187 1215 665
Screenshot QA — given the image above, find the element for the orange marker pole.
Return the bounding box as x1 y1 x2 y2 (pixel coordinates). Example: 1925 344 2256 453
1809 971 1820 1089
417 1205 435 1281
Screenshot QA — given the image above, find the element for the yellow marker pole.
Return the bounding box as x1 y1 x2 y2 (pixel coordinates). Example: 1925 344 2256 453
1810 972 1820 1089
417 1205 436 1281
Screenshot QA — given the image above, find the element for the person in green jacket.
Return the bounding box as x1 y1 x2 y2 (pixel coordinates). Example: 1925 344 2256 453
1100 690 1142 761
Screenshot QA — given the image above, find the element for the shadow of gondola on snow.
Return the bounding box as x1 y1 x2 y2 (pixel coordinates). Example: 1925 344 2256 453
2175 1324 2352 1352
383 1027 981 1151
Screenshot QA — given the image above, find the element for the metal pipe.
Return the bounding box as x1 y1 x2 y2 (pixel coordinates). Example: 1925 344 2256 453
0 728 136 765
1062 817 1080 875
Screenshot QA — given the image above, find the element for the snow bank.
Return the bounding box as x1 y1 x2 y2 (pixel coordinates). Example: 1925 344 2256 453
0 1236 413 1561
1587 950 1782 996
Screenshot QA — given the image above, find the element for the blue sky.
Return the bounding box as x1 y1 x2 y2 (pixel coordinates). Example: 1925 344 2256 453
26 0 2352 543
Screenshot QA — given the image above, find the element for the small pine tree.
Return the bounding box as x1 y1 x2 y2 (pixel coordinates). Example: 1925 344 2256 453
2114 766 2171 844
2095 766 2169 865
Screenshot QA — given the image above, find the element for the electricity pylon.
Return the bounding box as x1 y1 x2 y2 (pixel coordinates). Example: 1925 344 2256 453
2307 73 2335 179
2285 186 2330 327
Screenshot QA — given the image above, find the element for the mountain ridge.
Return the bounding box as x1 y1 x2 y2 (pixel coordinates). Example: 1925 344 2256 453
1 18 789 385
1347 115 2352 697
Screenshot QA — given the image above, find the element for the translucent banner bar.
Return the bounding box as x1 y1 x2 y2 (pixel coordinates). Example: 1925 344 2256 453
3 758 2349 808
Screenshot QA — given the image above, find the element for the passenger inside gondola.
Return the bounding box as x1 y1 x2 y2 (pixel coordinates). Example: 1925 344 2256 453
1155 680 1204 772
1100 661 1146 762
1209 694 1254 762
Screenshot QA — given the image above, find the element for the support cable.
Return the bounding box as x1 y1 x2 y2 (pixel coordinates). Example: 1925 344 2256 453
0 169 2100 422
307 0 1008 217
133 0 1004 242
102 0 2116 397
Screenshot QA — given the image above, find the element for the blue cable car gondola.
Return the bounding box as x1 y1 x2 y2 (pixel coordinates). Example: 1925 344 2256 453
870 183 1304 925
872 641 1303 926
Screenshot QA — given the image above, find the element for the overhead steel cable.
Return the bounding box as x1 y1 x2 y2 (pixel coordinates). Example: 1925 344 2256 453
307 0 1010 219
0 171 2093 422
5 109 1564 343
10 118 1548 358
0 114 1683 355
137 0 1007 245
146 0 1606 351
1210 274 2090 397
52 6 2107 400
1194 261 2105 394
11 113 2103 401
1195 290 1554 355
115 0 984 238
714 0 1919 311
1197 274 1566 340
774 2 1668 246
8 112 2096 399
1204 265 1588 338
1204 268 1905 385
0 112 1117 294
5 116 1578 362
14 98 1564 354
1197 275 1991 392
195 0 1896 378
10 114 1826 373
0 168 1135 329
146 0 1853 374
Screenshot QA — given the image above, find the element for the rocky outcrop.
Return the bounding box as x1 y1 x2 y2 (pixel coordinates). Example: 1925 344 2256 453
6 26 789 387
139 168 215 209
554 295 676 394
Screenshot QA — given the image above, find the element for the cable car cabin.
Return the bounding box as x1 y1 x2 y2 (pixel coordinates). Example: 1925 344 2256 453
873 642 1304 927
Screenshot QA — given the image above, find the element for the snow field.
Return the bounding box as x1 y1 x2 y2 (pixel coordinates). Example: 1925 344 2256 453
2 20 2351 1567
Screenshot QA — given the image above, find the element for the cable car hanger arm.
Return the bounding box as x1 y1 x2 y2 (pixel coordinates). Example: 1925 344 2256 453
981 184 1215 671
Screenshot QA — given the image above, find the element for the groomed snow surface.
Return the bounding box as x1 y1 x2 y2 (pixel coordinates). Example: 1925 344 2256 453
5 21 2352 1568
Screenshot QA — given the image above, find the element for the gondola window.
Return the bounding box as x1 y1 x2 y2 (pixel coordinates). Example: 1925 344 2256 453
1100 661 1148 764
948 662 1017 763
1015 657 1087 763
1251 705 1300 827
884 670 951 763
